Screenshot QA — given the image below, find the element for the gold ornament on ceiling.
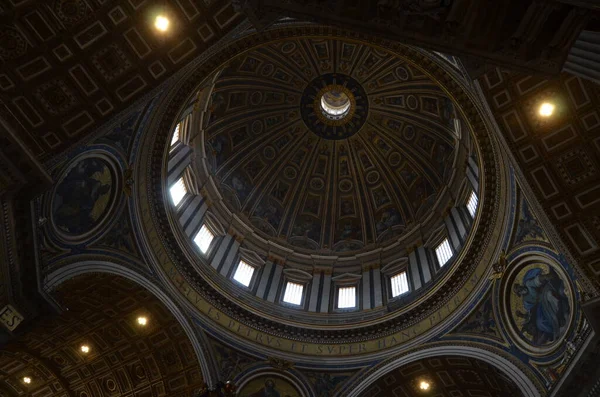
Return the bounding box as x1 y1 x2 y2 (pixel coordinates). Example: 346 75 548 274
201 38 462 254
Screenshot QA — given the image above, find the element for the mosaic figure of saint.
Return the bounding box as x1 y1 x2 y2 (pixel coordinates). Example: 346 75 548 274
513 266 570 345
246 380 281 397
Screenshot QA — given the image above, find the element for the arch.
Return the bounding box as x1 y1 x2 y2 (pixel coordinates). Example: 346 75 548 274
234 367 313 397
43 260 218 387
341 345 541 397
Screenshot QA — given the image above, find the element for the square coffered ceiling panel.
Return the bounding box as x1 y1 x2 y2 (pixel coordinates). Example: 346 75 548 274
0 0 243 161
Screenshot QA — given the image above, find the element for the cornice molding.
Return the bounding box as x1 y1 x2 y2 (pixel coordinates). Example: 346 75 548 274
132 24 511 359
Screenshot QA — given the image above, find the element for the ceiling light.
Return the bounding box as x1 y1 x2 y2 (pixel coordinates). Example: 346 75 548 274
539 102 555 117
80 345 90 354
22 376 31 384
137 316 148 326
419 380 431 391
154 15 170 32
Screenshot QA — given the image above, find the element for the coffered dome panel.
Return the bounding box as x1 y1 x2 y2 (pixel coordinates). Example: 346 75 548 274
141 25 508 358
202 38 461 255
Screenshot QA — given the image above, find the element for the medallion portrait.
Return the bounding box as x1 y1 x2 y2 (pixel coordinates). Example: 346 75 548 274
508 262 572 348
52 157 115 236
239 376 302 397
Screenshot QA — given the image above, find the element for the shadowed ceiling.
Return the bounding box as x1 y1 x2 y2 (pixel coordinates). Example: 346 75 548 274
0 274 204 397
362 356 523 397
0 0 242 161
202 37 462 253
478 69 600 283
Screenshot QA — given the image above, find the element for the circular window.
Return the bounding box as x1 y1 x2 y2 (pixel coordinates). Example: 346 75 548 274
320 89 351 120
301 74 367 140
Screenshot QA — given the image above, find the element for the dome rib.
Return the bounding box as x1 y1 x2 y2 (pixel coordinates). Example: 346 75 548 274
244 124 307 213
201 37 462 253
255 128 312 236
367 119 442 194
345 138 386 245
354 132 415 225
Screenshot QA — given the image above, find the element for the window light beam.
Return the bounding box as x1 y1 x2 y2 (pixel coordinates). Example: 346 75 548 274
391 271 409 297
435 238 453 267
171 124 180 146
194 224 214 254
283 281 304 305
233 260 255 287
467 190 478 218
170 177 187 206
338 286 356 309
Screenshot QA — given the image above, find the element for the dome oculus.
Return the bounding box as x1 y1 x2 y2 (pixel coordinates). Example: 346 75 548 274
320 87 352 120
301 73 368 140
199 41 462 254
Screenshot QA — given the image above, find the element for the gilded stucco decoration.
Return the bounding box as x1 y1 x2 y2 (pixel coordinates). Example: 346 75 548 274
202 37 459 254
0 1 244 160
357 355 523 397
0 0 594 394
21 17 595 397
478 67 600 285
22 19 587 396
0 274 206 397
135 24 510 361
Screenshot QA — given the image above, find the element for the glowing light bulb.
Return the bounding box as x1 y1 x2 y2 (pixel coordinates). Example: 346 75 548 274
154 15 170 32
80 345 90 354
137 316 148 326
419 381 430 391
23 376 32 384
539 102 555 117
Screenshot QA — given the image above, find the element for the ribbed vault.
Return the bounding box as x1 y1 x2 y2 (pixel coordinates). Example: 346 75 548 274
202 38 462 253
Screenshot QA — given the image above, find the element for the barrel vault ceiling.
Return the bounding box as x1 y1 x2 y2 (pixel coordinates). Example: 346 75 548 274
363 356 521 397
0 274 205 397
0 0 243 162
